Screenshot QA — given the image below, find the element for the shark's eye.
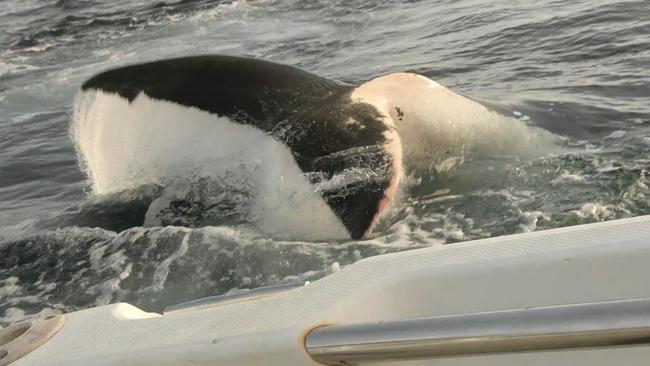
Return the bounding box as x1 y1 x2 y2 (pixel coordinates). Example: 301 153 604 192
394 106 405 121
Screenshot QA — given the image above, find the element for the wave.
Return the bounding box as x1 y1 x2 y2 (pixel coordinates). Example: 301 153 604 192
0 224 414 325
4 0 241 52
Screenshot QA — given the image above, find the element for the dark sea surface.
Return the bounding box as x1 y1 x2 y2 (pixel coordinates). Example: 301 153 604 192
1 0 649 324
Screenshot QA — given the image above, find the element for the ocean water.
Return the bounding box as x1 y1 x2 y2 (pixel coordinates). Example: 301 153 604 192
1 0 649 324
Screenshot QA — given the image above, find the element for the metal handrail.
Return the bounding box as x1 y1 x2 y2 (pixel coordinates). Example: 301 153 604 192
306 298 650 365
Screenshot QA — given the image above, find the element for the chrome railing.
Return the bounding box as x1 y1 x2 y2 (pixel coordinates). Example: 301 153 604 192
306 298 650 365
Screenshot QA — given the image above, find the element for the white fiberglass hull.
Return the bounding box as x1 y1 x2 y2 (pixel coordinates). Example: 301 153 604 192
11 215 650 366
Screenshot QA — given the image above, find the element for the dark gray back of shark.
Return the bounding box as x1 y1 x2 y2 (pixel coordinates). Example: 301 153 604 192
82 55 395 239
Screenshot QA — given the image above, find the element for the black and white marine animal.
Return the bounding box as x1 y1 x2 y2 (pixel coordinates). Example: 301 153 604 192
75 55 555 240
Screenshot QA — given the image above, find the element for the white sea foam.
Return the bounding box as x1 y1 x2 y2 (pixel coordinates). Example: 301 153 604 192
0 62 39 77
518 211 550 233
551 171 586 186
604 130 626 139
